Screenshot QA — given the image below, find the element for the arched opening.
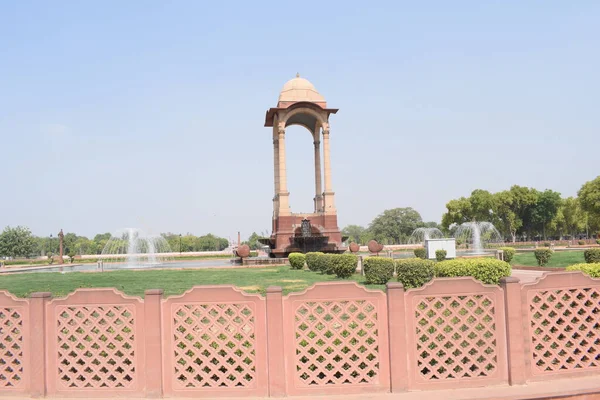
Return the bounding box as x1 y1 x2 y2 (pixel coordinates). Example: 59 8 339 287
284 124 318 213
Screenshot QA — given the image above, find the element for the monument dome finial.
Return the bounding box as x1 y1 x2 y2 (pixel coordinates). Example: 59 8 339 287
296 72 300 78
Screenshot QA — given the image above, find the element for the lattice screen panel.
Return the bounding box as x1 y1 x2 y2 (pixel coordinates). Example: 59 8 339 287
413 295 499 381
294 300 380 386
55 305 136 389
172 303 257 389
529 288 600 374
0 307 24 388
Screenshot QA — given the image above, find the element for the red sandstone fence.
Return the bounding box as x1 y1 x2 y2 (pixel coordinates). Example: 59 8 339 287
0 272 599 398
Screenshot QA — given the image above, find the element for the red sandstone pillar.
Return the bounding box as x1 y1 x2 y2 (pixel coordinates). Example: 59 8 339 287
266 286 287 397
144 289 163 397
501 277 527 385
386 282 409 392
29 292 51 398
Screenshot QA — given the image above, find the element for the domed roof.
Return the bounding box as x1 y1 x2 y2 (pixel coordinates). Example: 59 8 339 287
277 74 326 107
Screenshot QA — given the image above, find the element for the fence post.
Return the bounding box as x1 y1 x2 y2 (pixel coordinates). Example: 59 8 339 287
29 292 51 398
144 289 163 398
266 286 286 397
500 277 527 385
386 282 409 392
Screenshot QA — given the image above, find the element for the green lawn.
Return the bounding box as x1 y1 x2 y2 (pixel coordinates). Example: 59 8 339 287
0 266 384 298
512 250 585 268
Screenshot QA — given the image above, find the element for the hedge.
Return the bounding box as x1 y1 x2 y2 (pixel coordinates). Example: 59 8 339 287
288 253 306 270
584 249 600 264
434 258 512 285
566 263 600 278
578 240 586 245
331 254 359 279
534 248 553 266
499 247 516 263
396 258 435 288
305 252 325 272
322 254 337 275
414 248 426 259
363 257 395 284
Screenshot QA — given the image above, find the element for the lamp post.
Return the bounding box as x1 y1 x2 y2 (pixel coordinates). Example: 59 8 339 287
179 234 182 255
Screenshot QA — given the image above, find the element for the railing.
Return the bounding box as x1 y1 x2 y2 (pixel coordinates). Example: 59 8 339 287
0 272 599 398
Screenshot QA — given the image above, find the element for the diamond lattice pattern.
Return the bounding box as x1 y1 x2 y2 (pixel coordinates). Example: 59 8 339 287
294 300 380 386
0 308 24 388
56 305 136 389
414 295 498 380
172 303 256 389
529 288 600 373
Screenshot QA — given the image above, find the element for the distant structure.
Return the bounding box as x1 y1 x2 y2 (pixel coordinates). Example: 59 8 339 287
262 74 346 257
58 229 64 265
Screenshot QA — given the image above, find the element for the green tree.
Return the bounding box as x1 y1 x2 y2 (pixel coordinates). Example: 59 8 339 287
579 176 600 224
368 207 423 244
341 225 367 244
530 190 562 239
441 197 472 229
550 197 587 239
0 226 36 258
507 185 539 239
494 190 522 242
243 232 265 250
93 233 112 254
469 189 497 223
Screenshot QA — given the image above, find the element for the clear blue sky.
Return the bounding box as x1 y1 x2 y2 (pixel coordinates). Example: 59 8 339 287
1 1 598 241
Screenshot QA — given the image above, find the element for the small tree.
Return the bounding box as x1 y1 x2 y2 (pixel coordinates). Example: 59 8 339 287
534 248 553 266
435 249 447 262
0 226 36 258
414 248 426 259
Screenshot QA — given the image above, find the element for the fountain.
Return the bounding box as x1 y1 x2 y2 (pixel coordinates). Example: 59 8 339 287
454 222 503 254
408 227 444 244
100 228 174 268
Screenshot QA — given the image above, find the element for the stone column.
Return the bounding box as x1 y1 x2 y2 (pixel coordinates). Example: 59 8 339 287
322 127 336 214
277 125 290 215
313 138 322 212
273 137 279 216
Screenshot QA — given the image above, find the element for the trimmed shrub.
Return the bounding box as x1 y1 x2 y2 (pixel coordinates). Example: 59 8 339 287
543 242 551 247
319 254 336 275
288 253 306 270
534 248 553 266
396 258 435 288
578 240 586 246
414 247 426 259
363 257 395 284
584 249 600 264
566 263 600 278
435 249 447 262
596 239 600 245
434 258 512 285
305 252 325 272
331 254 359 279
499 247 516 263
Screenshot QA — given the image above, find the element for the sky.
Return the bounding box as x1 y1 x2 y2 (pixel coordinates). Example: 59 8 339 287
1 1 599 241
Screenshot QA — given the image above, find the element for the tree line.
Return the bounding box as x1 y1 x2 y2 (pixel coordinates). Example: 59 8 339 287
2 176 599 257
441 176 600 242
0 228 230 259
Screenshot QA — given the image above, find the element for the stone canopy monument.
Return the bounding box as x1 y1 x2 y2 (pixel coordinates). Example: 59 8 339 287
262 74 346 257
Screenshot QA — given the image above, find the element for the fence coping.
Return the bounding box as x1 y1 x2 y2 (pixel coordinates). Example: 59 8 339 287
522 270 600 289
45 287 143 305
404 276 504 295
283 281 384 300
0 289 29 305
161 284 265 304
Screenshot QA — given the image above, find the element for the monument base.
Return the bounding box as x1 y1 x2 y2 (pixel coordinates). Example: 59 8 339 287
264 213 347 258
